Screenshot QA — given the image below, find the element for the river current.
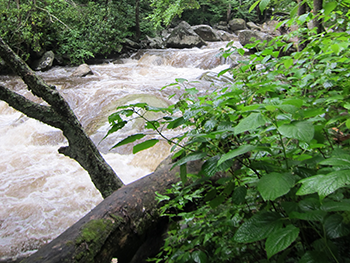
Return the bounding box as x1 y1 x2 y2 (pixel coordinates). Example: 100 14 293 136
0 41 241 260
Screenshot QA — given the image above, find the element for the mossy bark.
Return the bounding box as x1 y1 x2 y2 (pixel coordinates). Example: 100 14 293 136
0 37 124 198
20 157 202 263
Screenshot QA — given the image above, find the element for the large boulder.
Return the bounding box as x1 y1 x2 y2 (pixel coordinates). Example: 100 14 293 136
71 64 93 77
192 25 221 41
33 51 54 71
165 21 207 48
238 30 273 47
228 18 247 32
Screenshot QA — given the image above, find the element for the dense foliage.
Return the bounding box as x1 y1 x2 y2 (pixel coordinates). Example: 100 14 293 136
106 3 350 262
0 0 292 65
0 0 151 64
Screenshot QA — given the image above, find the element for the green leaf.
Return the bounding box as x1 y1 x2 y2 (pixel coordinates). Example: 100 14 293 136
299 251 330 263
209 195 226 209
167 117 186 129
218 145 256 166
249 0 261 13
103 121 127 140
319 155 350 166
283 58 293 69
290 3 299 17
278 121 314 143
172 152 207 169
259 0 270 13
110 134 145 149
297 170 350 199
234 113 266 135
201 155 233 177
232 186 247 205
321 200 350 212
175 78 188 84
282 99 303 108
324 214 350 238
265 225 299 258
346 119 350 129
324 1 337 16
133 139 159 154
289 211 327 221
180 163 187 184
257 172 295 201
233 212 282 243
192 250 207 263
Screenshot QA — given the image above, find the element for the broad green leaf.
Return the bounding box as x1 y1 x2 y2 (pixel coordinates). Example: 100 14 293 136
192 250 207 263
331 44 340 54
167 116 186 129
297 170 350 199
346 119 350 129
299 251 330 263
110 134 145 149
277 104 298 114
283 58 293 69
290 4 299 17
257 172 295 201
218 145 256 166
265 225 299 258
133 139 159 154
259 0 270 13
172 152 207 169
209 195 226 209
233 212 282 243
201 155 233 177
234 113 266 135
324 214 350 238
180 163 187 184
282 99 303 108
319 155 350 166
232 186 247 205
145 121 160 130
321 200 350 212
278 121 314 143
289 211 327 221
103 121 127 140
324 1 337 16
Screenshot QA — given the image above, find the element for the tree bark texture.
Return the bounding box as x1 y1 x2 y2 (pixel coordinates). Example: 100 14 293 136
135 0 140 41
0 38 124 198
20 157 203 263
313 0 324 34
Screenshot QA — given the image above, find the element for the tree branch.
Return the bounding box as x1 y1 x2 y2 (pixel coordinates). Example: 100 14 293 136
0 37 124 198
0 85 64 129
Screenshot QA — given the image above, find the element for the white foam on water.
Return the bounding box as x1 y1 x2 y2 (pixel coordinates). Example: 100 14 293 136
0 42 239 260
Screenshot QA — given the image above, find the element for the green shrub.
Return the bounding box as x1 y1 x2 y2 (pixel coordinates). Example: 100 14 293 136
106 6 350 262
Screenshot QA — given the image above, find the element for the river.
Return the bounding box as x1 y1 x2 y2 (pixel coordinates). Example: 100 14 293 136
0 41 241 261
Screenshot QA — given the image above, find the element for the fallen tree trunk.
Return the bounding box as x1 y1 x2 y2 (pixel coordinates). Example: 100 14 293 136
21 157 202 263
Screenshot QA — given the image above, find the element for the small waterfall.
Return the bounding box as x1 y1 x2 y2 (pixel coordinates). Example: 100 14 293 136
0 41 241 260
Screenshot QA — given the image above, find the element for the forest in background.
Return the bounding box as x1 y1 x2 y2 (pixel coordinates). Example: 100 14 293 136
0 0 290 65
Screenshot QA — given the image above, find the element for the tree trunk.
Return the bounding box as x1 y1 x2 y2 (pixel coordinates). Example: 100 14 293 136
0 38 124 198
20 157 203 263
135 0 140 41
313 0 324 34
